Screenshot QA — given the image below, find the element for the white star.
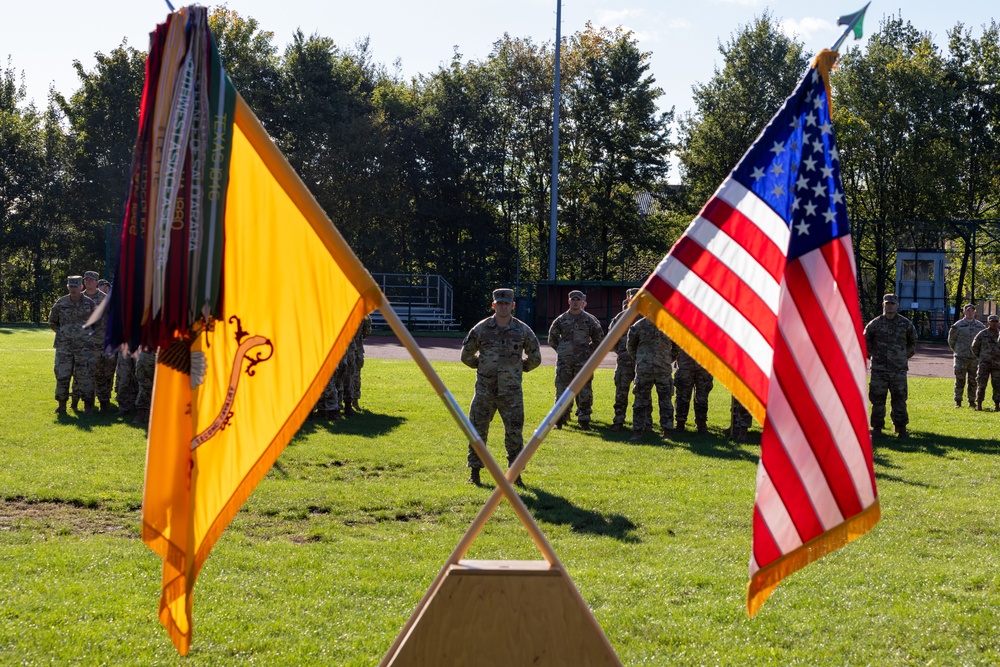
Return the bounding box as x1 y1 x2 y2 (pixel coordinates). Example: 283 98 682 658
830 145 840 161
791 197 801 211
811 182 828 198
804 202 817 216
751 166 765 181
805 111 817 127
802 132 811 146
831 189 844 205
790 139 799 151
770 141 786 156
795 220 811 235
771 183 786 197
823 208 837 223
770 162 785 176
814 95 825 110
820 121 833 135
821 165 834 179
796 175 809 190
811 71 820 83
789 116 802 129
802 156 817 171
812 138 824 153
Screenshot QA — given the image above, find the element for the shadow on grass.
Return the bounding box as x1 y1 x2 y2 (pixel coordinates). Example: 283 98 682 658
519 486 640 543
293 410 404 441
54 408 145 431
873 429 1000 457
591 423 760 465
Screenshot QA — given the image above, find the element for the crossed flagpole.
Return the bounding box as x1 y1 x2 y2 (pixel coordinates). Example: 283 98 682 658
373 289 641 664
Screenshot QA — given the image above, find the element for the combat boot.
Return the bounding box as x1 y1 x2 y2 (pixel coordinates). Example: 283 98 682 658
577 421 590 431
100 398 113 413
696 421 708 434
54 400 68 415
675 420 686 432
976 402 983 411
328 409 341 421
72 395 80 412
956 400 962 408
869 427 882 437
343 402 356 418
133 409 150 427
83 398 96 414
994 402 999 412
630 429 645 442
610 423 624 432
731 426 747 443
514 475 525 489
468 468 481 485
352 398 360 411
894 424 908 439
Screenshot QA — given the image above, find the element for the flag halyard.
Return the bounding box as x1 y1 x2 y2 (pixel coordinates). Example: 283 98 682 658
636 49 879 615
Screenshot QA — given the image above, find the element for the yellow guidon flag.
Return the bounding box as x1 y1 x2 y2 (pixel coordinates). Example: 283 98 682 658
113 7 379 655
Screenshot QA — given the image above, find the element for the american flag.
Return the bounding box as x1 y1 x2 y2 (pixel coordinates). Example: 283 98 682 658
635 50 879 614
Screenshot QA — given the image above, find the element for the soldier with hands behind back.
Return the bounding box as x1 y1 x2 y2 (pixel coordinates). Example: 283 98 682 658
864 293 917 438
948 303 985 408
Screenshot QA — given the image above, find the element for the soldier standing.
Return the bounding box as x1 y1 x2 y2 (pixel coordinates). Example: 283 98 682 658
134 348 157 427
350 314 372 411
971 315 1000 411
83 270 117 412
48 275 96 414
548 290 604 430
462 288 542 486
675 350 714 434
627 314 680 440
730 397 753 443
864 293 917 438
609 288 639 432
948 303 985 408
115 351 138 417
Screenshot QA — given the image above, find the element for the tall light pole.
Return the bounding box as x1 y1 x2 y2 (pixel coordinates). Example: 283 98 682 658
547 0 562 281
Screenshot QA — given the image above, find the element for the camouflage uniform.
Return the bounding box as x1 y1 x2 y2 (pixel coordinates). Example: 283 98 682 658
134 349 157 425
83 283 118 410
948 313 985 407
675 350 713 432
462 310 541 470
49 285 97 411
609 308 636 428
864 312 916 432
627 316 680 435
730 397 753 442
115 352 138 414
971 324 1000 408
548 300 604 427
350 315 372 409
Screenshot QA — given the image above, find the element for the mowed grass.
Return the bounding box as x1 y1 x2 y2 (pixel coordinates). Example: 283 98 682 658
1 325 999 665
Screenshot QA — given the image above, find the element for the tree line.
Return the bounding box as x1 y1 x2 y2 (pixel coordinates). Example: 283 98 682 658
2 9 998 327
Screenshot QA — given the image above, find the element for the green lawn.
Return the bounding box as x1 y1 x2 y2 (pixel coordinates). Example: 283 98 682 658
1 325 998 665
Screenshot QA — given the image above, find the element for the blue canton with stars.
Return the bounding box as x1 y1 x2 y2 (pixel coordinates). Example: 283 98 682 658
731 68 848 262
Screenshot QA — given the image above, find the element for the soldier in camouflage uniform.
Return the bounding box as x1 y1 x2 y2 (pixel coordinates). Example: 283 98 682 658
350 314 372 411
675 350 714 434
627 314 680 440
48 275 97 414
948 303 985 408
548 290 604 429
609 288 639 431
864 293 917 438
83 271 117 412
730 397 753 442
134 348 157 427
971 315 1000 411
115 352 138 416
462 288 542 486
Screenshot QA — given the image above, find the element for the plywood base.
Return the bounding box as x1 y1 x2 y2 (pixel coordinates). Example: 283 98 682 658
384 560 621 667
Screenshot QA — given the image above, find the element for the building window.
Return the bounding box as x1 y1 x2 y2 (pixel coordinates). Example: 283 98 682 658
901 259 934 282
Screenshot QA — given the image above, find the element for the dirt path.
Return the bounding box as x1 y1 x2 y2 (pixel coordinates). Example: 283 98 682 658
364 335 953 378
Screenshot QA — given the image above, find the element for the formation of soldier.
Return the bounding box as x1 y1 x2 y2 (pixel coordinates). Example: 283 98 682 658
48 272 155 426
311 315 372 422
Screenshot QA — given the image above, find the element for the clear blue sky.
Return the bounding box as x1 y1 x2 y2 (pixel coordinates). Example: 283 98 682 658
3 0 996 171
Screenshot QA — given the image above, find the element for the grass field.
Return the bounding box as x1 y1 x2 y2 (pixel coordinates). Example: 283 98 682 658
1 325 999 665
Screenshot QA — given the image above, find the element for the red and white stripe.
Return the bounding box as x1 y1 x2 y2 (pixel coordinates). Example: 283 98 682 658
750 235 876 575
643 179 790 407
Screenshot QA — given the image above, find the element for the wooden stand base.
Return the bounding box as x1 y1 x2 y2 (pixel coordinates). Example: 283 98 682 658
384 560 621 667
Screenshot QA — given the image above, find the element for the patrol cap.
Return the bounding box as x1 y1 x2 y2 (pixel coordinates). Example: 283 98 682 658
964 303 976 311
492 288 514 303
989 315 998 322
67 275 83 287
625 288 639 299
98 279 110 287
84 270 99 280
882 293 899 304
568 290 586 300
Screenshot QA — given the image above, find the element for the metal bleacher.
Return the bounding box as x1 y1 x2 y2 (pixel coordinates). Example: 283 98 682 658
370 273 460 331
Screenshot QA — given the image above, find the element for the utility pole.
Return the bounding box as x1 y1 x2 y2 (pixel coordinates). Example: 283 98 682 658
547 0 561 281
